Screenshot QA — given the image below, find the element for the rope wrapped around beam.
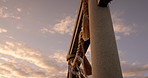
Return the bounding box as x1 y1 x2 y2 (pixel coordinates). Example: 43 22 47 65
67 0 92 78
82 0 90 41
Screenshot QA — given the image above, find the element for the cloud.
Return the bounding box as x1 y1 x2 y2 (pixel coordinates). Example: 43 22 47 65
0 28 7 33
16 25 23 30
0 0 6 2
115 35 121 40
111 11 136 40
0 6 21 19
41 27 55 34
5 35 15 40
48 50 67 63
122 62 148 78
113 24 134 35
0 41 67 78
0 41 148 78
41 16 75 35
16 8 22 12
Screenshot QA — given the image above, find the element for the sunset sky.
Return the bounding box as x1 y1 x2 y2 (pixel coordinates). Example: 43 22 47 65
0 0 148 78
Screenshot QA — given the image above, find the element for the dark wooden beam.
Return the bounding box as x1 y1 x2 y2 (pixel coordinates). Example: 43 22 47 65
98 0 112 7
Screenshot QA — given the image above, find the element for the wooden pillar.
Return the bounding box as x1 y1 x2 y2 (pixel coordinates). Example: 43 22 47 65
88 0 123 78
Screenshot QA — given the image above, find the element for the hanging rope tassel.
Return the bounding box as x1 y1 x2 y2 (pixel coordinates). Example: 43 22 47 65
82 55 92 75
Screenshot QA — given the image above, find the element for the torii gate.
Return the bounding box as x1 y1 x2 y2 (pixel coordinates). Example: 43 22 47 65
66 0 123 78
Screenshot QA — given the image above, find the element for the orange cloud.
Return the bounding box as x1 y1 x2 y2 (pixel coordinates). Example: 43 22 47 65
0 41 67 78
122 62 148 78
0 6 21 19
0 28 7 33
41 16 75 35
111 11 136 40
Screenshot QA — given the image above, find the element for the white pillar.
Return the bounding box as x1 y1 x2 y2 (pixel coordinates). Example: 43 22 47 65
88 0 123 78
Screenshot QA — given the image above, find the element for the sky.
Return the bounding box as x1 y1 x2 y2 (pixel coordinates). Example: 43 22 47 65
0 0 148 78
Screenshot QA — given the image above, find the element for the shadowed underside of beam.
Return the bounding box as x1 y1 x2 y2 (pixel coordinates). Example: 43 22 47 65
98 0 112 7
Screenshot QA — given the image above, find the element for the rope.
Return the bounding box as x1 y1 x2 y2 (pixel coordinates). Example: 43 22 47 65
67 0 91 78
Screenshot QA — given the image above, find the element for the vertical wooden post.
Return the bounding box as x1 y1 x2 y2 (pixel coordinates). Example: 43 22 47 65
88 0 123 78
